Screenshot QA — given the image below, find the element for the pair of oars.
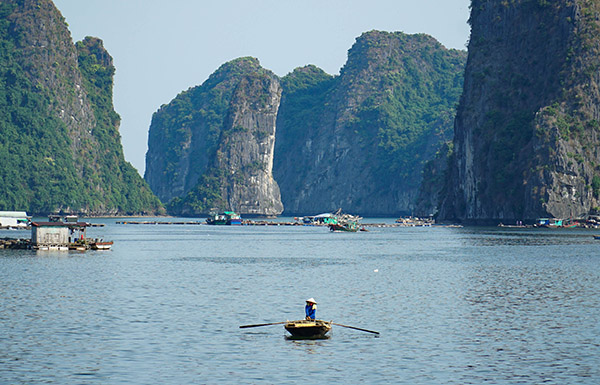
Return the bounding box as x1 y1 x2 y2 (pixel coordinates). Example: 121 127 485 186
239 321 379 335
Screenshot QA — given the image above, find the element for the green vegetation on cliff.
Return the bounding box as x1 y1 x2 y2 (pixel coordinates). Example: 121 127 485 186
344 33 464 181
0 0 162 215
167 170 226 214
76 37 163 214
0 1 81 212
145 57 269 205
160 67 284 216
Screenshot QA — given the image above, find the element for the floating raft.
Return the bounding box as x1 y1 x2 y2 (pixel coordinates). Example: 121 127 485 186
116 220 422 227
0 238 112 251
116 221 205 225
0 238 30 249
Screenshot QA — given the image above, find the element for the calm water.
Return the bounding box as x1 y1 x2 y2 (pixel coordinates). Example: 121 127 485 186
1 219 599 384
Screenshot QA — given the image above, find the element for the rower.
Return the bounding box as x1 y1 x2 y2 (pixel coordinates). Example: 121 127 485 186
305 298 317 320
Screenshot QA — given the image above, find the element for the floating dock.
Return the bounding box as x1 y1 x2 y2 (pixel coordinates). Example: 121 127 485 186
1 215 111 251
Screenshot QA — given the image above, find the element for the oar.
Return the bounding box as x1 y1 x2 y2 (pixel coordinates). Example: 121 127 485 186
239 321 287 329
332 322 379 335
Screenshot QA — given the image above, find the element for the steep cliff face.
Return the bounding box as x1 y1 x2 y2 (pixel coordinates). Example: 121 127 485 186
274 31 466 215
148 58 283 216
415 142 453 217
145 58 265 204
440 0 600 223
206 73 283 215
0 0 162 215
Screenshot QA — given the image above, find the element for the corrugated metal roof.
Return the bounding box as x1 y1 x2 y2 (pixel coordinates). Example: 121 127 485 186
0 211 29 218
31 222 89 228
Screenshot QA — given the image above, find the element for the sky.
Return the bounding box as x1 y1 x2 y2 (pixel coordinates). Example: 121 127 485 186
53 0 471 175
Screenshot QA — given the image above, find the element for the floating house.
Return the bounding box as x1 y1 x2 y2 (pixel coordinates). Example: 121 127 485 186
29 215 112 251
0 214 111 251
30 220 89 250
0 211 30 228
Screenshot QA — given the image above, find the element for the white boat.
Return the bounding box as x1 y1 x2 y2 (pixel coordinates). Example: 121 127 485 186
91 241 113 250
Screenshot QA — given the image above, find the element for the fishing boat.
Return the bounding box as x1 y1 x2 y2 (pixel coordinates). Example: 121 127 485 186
90 240 113 250
68 243 87 251
284 319 332 338
329 222 360 232
225 211 242 225
594 235 600 240
328 209 362 232
206 211 242 225
206 213 227 225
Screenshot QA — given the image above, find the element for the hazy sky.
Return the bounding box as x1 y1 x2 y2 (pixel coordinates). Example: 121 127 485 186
53 0 471 174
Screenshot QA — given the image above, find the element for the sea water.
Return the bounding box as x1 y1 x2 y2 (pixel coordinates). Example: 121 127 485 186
1 219 599 384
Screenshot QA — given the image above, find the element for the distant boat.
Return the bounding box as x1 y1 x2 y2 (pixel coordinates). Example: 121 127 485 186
68 243 87 251
206 211 242 225
328 209 362 232
206 213 227 225
90 241 113 250
284 319 331 338
594 235 600 240
536 218 563 227
226 211 242 225
329 222 360 232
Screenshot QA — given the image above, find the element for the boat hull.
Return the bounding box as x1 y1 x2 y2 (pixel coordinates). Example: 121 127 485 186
91 241 113 250
284 320 331 338
206 211 242 225
206 219 228 225
329 223 359 232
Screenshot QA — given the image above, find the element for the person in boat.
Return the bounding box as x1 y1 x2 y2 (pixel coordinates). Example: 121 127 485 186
305 298 317 320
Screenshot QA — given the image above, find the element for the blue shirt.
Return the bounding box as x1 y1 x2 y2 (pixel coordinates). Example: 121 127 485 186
305 303 316 319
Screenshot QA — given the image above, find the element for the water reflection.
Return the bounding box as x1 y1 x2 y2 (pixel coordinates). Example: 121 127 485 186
457 228 599 246
177 255 351 267
459 256 600 384
285 335 331 341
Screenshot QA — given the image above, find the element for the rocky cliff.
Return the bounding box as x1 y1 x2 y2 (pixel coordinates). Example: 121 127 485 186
145 58 262 204
0 0 162 215
415 142 453 217
274 31 466 215
147 58 283 216
439 0 600 223
146 32 466 217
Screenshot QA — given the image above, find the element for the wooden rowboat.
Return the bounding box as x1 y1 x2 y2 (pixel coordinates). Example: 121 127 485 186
239 319 378 336
284 319 331 338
